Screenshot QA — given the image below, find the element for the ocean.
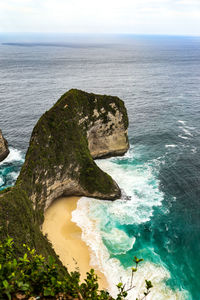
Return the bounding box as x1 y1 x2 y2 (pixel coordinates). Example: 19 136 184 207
0 34 200 299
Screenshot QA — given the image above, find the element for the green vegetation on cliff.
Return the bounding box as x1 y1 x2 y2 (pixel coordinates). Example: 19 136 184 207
0 89 129 254
0 89 130 299
17 89 129 222
0 237 152 300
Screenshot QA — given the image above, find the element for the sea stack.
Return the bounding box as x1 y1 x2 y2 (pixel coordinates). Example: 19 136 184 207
18 89 129 212
0 89 129 256
0 129 9 162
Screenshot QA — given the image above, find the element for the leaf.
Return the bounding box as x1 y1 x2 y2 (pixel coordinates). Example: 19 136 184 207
44 287 53 296
131 267 137 272
117 282 123 289
133 256 143 264
48 255 54 267
7 238 13 247
145 280 153 289
13 258 17 267
3 280 9 289
21 283 30 291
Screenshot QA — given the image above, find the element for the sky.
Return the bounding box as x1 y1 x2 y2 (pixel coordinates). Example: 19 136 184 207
1 0 200 35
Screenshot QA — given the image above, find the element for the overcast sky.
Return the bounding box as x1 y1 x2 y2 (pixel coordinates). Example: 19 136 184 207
1 0 200 35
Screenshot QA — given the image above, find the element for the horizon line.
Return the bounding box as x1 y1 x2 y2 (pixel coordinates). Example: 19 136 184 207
0 32 200 38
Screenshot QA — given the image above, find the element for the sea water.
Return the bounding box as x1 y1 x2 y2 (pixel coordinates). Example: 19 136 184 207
0 34 200 299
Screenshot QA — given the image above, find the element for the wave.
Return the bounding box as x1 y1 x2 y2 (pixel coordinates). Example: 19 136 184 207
191 147 197 154
177 120 186 125
9 171 20 180
178 135 189 140
0 147 25 190
72 147 188 299
94 156 164 225
178 120 186 125
165 145 177 148
184 125 195 131
102 228 135 255
0 177 4 186
179 127 193 137
72 197 187 300
0 147 24 165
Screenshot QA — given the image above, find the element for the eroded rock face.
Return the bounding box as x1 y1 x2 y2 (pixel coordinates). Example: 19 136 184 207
0 130 9 162
87 104 129 158
17 89 129 214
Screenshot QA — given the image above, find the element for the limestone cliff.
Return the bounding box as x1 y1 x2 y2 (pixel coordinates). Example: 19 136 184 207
17 89 129 213
0 89 129 257
0 129 9 162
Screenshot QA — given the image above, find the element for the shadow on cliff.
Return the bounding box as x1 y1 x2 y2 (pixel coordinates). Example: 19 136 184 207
0 89 129 259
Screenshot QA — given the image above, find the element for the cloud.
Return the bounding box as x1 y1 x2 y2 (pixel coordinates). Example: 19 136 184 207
0 0 200 35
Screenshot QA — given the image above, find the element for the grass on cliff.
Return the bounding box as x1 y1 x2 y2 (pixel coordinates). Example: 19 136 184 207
0 89 127 259
17 89 126 222
0 89 135 299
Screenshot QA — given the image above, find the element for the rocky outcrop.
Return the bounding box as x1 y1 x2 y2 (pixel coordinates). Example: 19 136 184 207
0 129 9 162
87 103 129 158
0 88 129 259
17 89 129 213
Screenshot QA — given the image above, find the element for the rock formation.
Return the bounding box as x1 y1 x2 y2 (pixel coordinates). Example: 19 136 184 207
0 89 129 257
18 89 129 212
0 129 9 162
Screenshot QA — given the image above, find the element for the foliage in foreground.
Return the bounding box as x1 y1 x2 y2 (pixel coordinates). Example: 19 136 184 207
0 237 153 300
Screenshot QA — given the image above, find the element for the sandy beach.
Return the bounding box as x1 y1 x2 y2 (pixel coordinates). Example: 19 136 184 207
42 196 107 290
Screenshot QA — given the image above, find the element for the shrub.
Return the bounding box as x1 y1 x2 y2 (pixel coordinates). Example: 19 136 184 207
0 237 153 300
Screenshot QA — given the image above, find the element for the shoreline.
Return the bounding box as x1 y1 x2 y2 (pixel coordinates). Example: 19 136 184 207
42 196 107 290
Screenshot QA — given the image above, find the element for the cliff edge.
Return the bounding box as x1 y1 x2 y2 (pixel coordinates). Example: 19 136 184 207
0 89 129 257
0 129 9 162
17 89 129 213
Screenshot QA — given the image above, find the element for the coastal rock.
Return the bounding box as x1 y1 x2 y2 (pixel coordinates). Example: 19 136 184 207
87 103 129 158
0 129 9 162
0 89 129 259
17 89 129 212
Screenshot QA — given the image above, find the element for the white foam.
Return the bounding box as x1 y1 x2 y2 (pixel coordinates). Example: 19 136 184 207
94 158 163 225
178 120 186 125
184 125 195 130
0 177 4 187
178 135 189 140
102 228 135 255
72 151 188 299
191 147 197 154
0 148 24 164
179 127 193 137
72 197 187 300
9 171 19 180
165 145 177 148
122 145 134 159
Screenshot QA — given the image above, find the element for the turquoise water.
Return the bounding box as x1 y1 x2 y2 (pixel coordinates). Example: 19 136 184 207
73 132 198 299
0 148 24 191
0 34 200 299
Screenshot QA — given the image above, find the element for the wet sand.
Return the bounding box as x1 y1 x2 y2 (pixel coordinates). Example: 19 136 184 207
42 196 107 289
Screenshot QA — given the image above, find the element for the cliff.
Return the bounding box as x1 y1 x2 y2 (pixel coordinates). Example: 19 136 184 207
17 89 129 214
0 129 9 162
0 89 129 257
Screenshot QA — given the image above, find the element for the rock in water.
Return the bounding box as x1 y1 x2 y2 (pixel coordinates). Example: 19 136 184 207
0 130 9 162
18 89 129 212
0 89 129 257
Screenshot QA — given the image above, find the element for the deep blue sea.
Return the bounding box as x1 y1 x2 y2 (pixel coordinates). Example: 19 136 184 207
0 34 200 299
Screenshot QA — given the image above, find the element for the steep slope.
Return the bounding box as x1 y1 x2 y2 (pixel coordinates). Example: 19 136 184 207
17 89 129 215
0 89 129 257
